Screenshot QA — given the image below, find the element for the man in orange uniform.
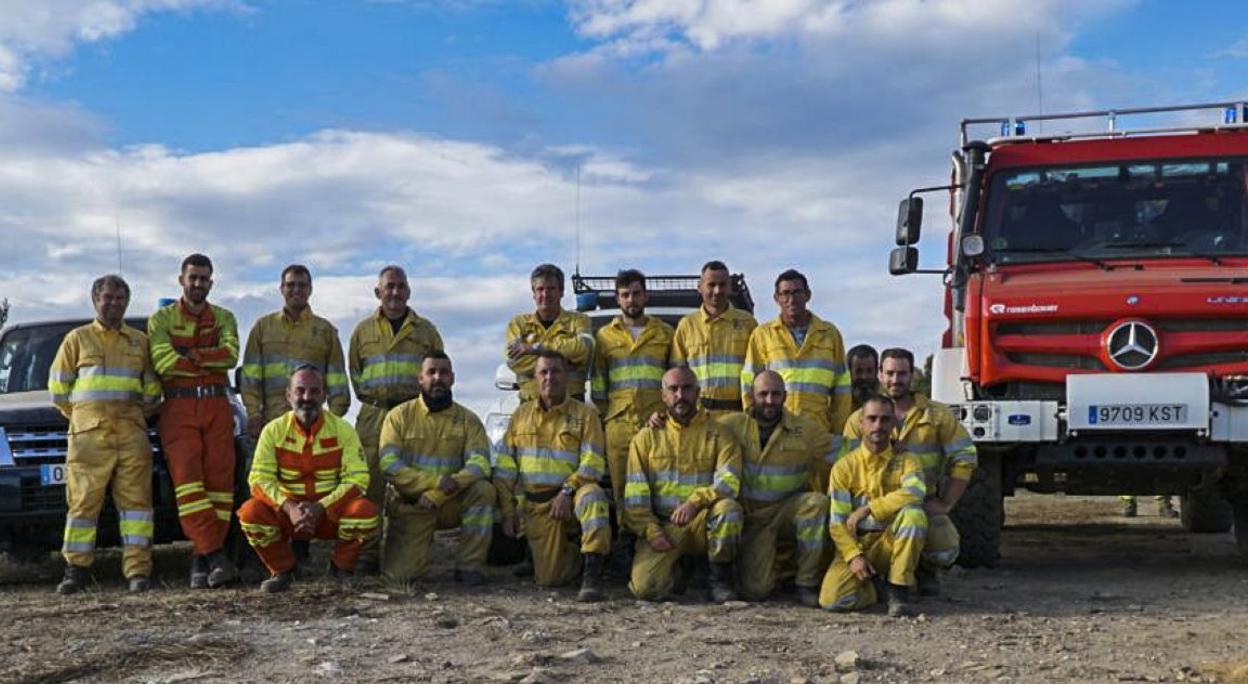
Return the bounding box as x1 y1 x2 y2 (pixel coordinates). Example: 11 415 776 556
237 365 377 592
148 253 241 589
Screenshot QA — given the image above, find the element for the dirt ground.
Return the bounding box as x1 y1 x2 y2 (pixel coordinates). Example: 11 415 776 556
2 493 1247 684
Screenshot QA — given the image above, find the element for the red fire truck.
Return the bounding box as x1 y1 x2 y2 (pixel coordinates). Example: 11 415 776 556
891 101 1248 566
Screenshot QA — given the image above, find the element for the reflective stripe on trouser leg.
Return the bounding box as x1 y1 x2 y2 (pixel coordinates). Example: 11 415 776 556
236 498 295 574
921 512 959 570
739 491 829 599
62 426 116 568
331 497 380 572
456 480 497 571
207 490 234 523
160 397 234 555
604 419 639 523
820 505 928 611
572 484 612 555
111 421 155 578
354 404 386 564
706 499 743 562
792 492 830 588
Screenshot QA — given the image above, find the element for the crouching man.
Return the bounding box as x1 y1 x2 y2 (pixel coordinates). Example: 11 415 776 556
493 350 612 602
238 365 378 592
820 395 926 617
378 351 496 585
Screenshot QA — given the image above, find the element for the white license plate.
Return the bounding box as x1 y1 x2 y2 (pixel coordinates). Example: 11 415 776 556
1087 404 1187 426
39 463 68 486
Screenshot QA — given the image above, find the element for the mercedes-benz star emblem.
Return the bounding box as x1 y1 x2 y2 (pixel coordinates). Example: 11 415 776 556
1126 295 1140 306
1105 320 1158 370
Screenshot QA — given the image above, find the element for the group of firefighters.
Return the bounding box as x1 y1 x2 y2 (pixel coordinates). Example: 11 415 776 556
48 255 978 617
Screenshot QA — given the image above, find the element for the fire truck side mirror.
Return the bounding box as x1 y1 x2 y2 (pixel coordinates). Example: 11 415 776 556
896 197 923 245
888 246 919 275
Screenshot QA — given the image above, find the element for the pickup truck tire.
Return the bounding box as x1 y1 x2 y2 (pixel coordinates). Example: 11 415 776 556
1180 490 1234 534
950 449 1003 568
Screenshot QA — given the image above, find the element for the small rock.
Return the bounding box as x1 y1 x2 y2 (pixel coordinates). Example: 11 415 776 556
511 653 548 667
519 668 554 684
559 647 599 664
479 616 512 629
388 654 410 664
629 641 642 649
520 630 550 644
834 651 860 673
722 600 751 611
840 673 860 684
315 661 342 678
791 677 812 684
360 592 390 601
424 592 439 601
693 669 716 684
434 615 459 629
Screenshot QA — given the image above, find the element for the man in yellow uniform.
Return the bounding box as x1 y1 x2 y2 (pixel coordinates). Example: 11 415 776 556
48 275 162 594
494 350 611 602
149 253 241 589
719 371 831 606
821 395 927 617
671 261 756 415
624 367 743 603
505 264 593 401
590 269 673 570
846 344 879 410
741 269 850 493
237 366 377 593
378 350 495 585
841 348 976 596
348 265 444 573
242 264 349 434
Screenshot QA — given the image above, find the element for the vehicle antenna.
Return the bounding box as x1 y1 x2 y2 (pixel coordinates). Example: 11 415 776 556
115 215 124 273
1035 33 1044 134
575 163 582 276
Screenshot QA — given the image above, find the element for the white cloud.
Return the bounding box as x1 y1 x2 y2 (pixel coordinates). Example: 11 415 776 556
0 0 247 91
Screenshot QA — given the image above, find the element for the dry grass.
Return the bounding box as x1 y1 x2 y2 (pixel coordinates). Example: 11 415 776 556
1203 659 1248 684
8 636 246 684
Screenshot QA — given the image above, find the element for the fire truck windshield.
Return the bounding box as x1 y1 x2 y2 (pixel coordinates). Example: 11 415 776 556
981 157 1248 263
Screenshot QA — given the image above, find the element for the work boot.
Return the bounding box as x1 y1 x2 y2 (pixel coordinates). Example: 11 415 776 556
796 585 820 608
577 553 606 603
454 569 485 586
1158 498 1179 519
293 540 313 578
56 565 91 595
707 562 737 603
128 576 151 593
1121 499 1138 518
260 571 294 594
609 531 636 579
206 551 238 588
354 557 380 577
328 563 357 590
512 548 534 578
916 567 941 598
886 583 915 618
189 555 209 589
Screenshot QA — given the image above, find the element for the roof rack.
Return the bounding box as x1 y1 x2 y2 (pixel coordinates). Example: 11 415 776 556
571 273 755 314
961 100 1248 147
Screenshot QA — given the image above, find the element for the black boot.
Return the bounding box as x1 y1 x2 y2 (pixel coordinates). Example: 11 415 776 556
916 567 941 597
328 562 357 590
707 561 737 603
56 565 91 595
577 553 606 603
796 585 820 608
609 531 636 579
206 550 238 588
886 583 915 618
189 555 209 589
261 571 294 594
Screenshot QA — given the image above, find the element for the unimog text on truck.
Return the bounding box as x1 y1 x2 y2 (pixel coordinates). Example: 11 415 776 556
891 101 1248 566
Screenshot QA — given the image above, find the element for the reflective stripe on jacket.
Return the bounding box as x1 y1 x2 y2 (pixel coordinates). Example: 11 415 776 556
242 308 349 422
716 409 830 511
505 310 593 400
842 393 977 489
248 411 369 512
591 315 673 422
48 320 162 432
378 396 490 507
349 308 444 404
828 445 926 562
670 306 757 406
491 398 605 517
741 314 850 434
147 300 239 383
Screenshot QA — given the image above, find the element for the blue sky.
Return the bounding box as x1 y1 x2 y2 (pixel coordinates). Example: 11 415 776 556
2 0 1247 412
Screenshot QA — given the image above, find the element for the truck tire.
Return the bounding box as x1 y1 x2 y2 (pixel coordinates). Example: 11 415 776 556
950 450 1003 568
1180 490 1234 534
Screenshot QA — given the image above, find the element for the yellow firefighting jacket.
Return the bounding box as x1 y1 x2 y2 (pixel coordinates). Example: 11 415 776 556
741 314 851 434
591 315 673 422
505 310 593 400
48 320 162 433
248 411 369 512
242 308 349 422
491 398 605 517
147 299 239 383
842 393 977 491
623 410 743 542
716 409 832 512
378 396 491 507
349 308 444 407
671 305 757 410
828 444 926 562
